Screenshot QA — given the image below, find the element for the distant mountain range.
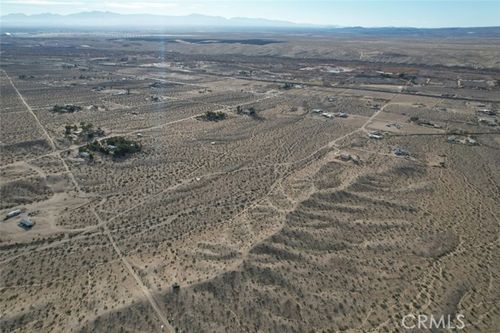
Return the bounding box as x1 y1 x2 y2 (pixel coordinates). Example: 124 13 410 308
0 11 317 29
1 12 498 35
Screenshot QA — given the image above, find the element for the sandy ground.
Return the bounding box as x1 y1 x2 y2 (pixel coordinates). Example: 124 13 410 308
1 34 499 333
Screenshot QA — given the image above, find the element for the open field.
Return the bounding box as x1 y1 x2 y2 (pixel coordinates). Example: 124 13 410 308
1 32 499 332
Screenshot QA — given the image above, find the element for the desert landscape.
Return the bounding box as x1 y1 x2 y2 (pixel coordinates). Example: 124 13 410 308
1 30 499 332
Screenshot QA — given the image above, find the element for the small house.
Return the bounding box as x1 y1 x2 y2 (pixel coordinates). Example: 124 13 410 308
465 137 478 146
6 209 22 219
339 153 351 161
477 109 496 116
478 118 497 126
79 151 90 159
393 148 410 156
368 131 383 140
386 123 401 129
18 219 34 230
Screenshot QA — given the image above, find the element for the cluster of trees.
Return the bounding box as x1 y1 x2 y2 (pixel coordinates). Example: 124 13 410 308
18 74 35 80
236 106 256 115
379 72 417 84
81 136 141 158
51 104 82 113
65 122 105 141
236 106 262 120
398 73 418 84
203 110 227 121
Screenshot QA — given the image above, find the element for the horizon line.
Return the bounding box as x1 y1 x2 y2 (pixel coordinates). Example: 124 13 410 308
2 10 500 29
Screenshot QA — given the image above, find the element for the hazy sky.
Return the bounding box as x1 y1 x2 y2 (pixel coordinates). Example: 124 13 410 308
1 0 499 27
